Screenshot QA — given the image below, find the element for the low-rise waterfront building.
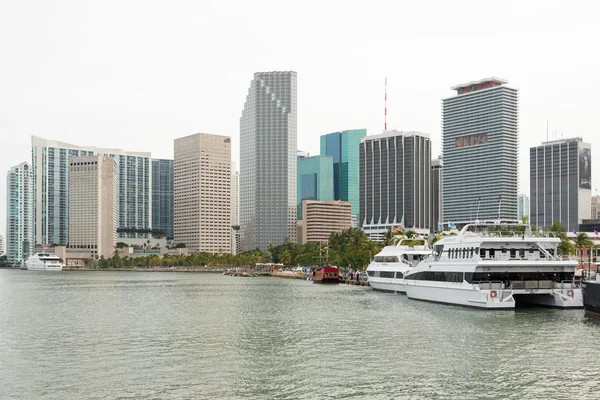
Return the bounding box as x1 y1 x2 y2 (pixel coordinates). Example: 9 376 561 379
301 200 352 244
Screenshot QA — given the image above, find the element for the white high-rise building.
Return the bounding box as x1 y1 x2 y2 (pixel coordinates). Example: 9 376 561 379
174 133 231 253
518 193 530 220
6 162 33 266
68 156 117 259
442 78 518 225
31 136 151 246
240 71 298 251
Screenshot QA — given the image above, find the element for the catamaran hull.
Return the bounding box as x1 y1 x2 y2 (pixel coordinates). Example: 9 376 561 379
404 282 583 309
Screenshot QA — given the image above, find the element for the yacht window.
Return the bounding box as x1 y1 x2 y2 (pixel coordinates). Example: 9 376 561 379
380 271 395 278
395 272 404 279
367 271 375 277
519 249 525 258
510 249 516 258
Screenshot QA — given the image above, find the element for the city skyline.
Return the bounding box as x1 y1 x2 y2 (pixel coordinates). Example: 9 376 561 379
2 1 600 235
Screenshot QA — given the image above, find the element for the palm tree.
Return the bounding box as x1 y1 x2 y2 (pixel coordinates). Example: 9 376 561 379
573 232 594 267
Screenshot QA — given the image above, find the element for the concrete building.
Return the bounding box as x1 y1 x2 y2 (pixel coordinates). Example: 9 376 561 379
240 71 297 251
174 133 231 253
591 195 600 219
518 193 530 220
442 78 518 225
360 131 431 241
6 162 33 266
151 159 174 240
320 129 366 219
31 136 151 245
530 137 591 231
301 200 352 244
431 157 443 232
231 162 240 254
68 156 117 259
297 155 334 219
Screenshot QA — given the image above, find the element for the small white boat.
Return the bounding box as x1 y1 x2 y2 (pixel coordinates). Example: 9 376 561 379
366 237 430 293
25 253 63 271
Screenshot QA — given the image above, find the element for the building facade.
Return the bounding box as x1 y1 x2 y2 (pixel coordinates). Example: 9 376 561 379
431 157 443 232
320 129 366 218
442 78 518 225
31 136 151 245
231 162 240 254
360 131 431 241
530 138 591 231
6 162 33 266
174 133 231 253
68 156 117 259
591 195 600 220
152 159 174 240
301 200 352 244
297 155 334 219
518 193 530 220
240 71 297 251
0 234 4 256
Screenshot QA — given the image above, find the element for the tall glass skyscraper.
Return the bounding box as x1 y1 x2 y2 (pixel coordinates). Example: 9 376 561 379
297 155 334 219
442 78 518 224
6 162 33 266
320 129 366 218
152 159 174 240
240 71 297 251
31 136 152 245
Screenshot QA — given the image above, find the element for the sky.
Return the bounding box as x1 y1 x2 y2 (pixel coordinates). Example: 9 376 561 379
1 0 600 236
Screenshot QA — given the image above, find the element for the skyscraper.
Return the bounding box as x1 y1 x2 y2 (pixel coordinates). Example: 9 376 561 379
297 155 334 219
6 162 33 266
530 138 591 231
442 78 518 224
320 129 366 218
174 133 231 253
68 156 117 259
152 159 174 240
240 71 297 251
431 157 443 232
517 193 530 220
31 136 151 245
360 131 431 241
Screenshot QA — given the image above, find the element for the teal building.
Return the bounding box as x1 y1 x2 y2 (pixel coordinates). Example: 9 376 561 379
297 155 334 219
320 129 366 217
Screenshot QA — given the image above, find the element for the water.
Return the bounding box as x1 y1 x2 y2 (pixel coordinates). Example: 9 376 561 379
1 270 599 399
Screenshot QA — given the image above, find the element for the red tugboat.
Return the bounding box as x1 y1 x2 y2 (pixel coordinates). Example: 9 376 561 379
312 266 340 284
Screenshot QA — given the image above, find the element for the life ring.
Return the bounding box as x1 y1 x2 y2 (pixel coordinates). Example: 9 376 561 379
490 290 497 298
567 289 574 297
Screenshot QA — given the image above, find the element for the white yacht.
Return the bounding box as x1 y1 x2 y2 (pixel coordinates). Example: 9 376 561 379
403 223 583 309
366 238 430 293
25 253 63 271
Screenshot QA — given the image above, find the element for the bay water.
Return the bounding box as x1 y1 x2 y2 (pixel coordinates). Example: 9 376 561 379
1 270 599 399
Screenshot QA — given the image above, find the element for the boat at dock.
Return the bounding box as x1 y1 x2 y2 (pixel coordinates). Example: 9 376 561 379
366 237 430 293
582 274 600 318
403 222 583 309
24 252 63 271
312 266 339 284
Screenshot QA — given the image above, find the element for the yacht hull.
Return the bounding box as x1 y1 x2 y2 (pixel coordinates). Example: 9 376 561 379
369 279 407 294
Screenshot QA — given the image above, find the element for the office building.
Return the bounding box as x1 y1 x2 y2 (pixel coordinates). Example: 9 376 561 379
442 78 518 225
591 196 600 220
297 155 334 219
6 162 33 266
518 193 530 220
431 157 443 232
530 137 591 231
360 131 431 241
301 200 352 244
152 159 174 240
31 136 151 245
231 162 240 254
68 156 117 259
174 133 231 253
320 129 366 218
240 71 297 251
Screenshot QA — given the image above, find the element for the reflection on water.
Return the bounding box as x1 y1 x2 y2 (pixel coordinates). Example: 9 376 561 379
1 270 599 399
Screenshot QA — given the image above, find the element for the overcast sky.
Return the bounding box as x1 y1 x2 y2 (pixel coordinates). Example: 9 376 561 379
1 0 599 237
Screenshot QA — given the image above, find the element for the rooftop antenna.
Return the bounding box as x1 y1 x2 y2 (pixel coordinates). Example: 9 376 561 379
384 77 387 131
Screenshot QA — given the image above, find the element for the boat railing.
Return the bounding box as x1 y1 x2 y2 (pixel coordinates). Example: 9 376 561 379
477 280 557 290
509 280 554 290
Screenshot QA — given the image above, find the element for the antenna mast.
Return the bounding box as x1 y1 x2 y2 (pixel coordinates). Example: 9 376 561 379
384 77 387 131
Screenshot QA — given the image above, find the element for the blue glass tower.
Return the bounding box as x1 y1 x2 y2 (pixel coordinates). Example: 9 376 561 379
320 129 366 218
297 155 334 219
